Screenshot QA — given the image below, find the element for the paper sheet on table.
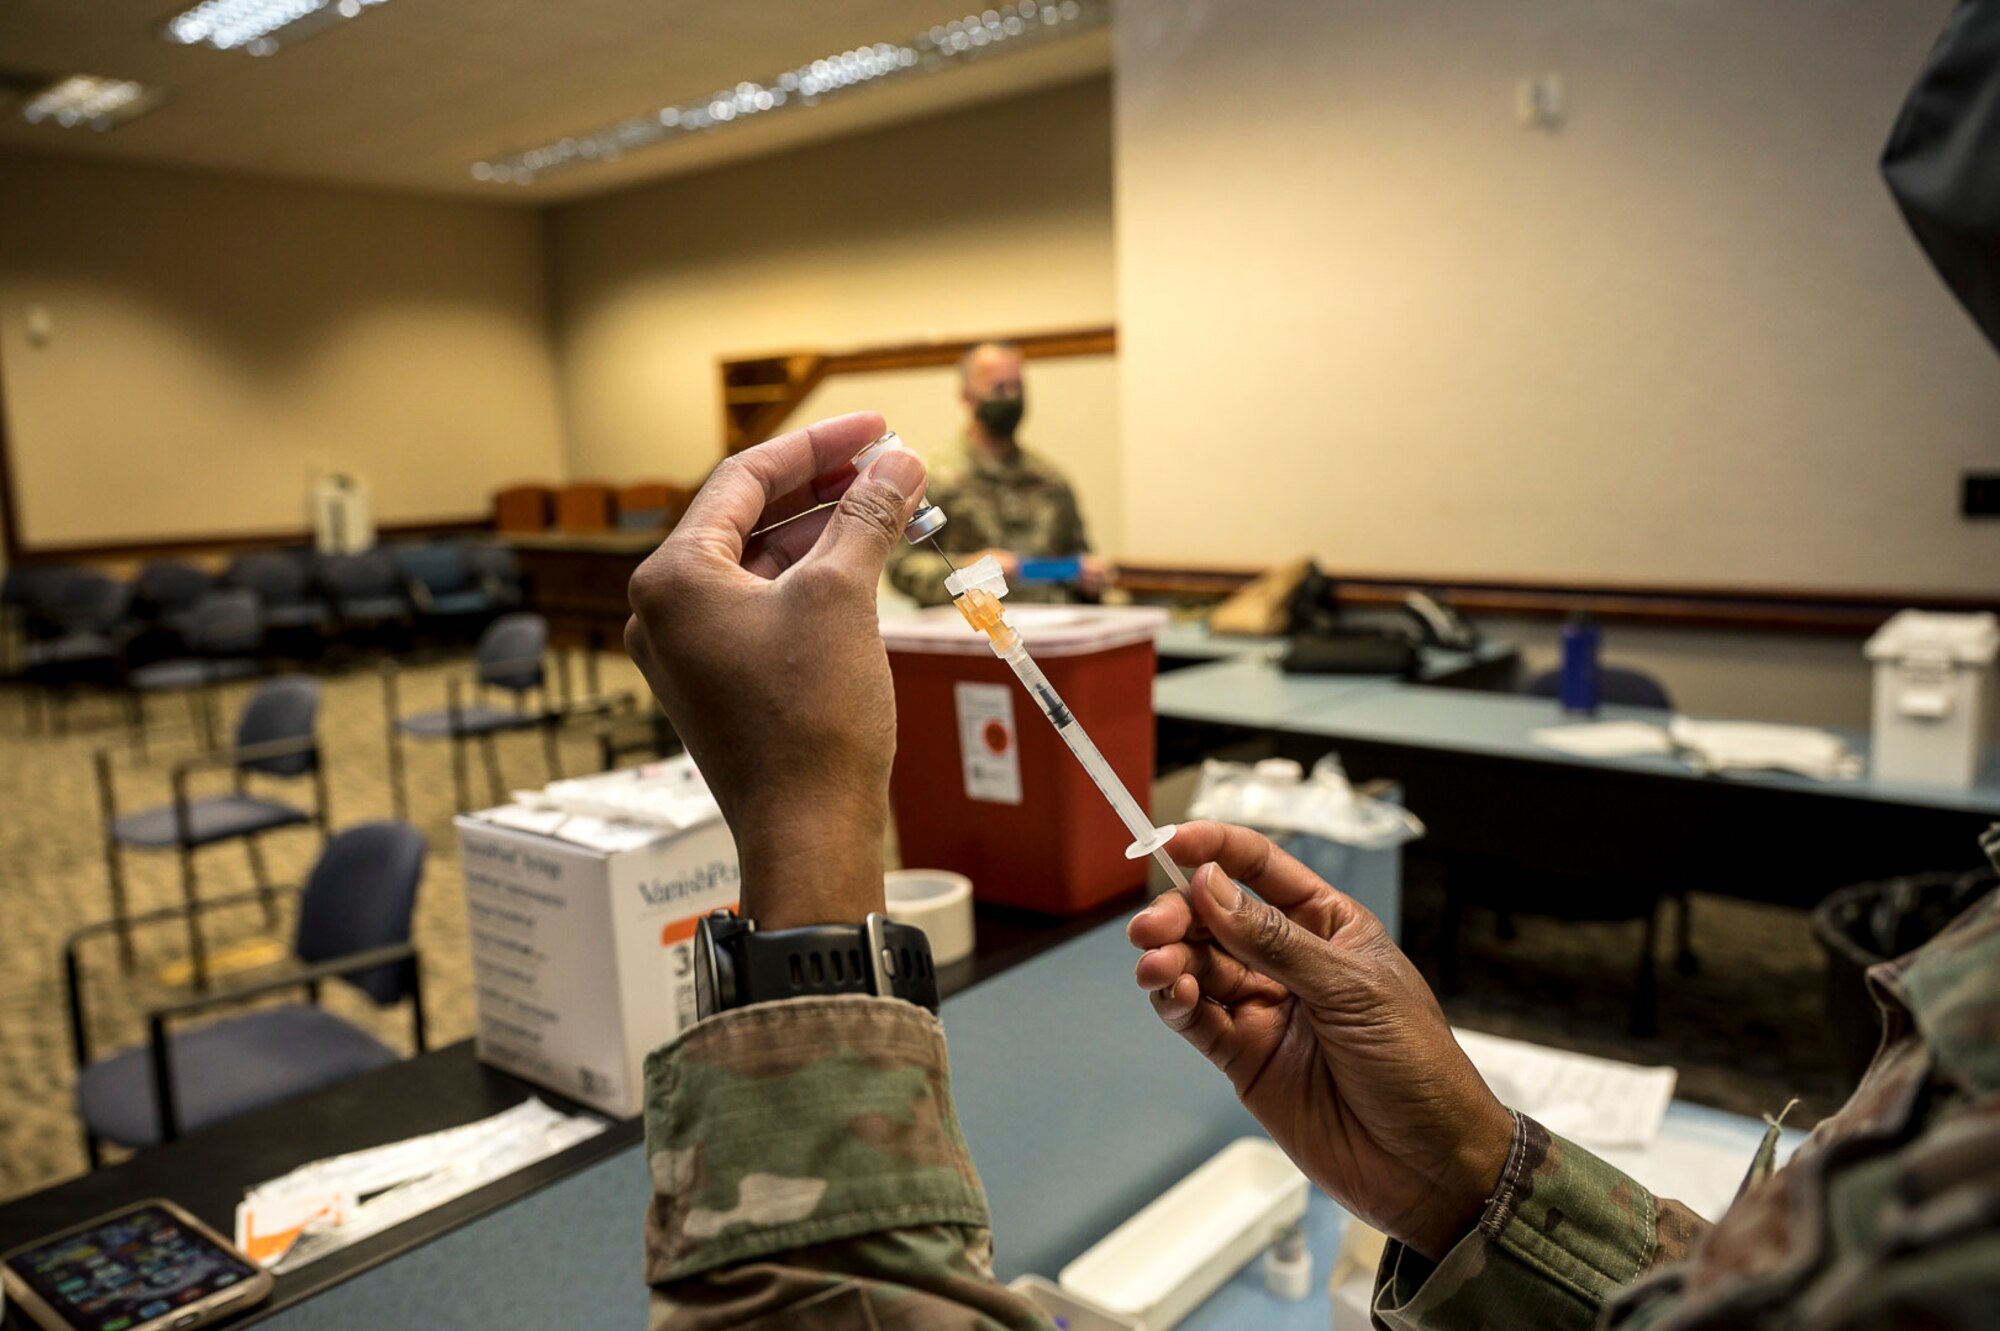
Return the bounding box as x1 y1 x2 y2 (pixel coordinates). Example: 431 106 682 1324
1596 1134 1756 1223
1529 721 1675 759
478 804 666 854
1454 1029 1676 1150
1667 717 1861 781
236 1098 605 1272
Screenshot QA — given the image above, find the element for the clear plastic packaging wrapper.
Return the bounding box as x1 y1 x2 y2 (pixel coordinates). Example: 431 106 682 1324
1186 756 1424 855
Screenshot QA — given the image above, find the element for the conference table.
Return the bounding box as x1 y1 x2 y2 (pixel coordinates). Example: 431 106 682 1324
0 834 1802 1331
1153 652 2000 910
0 836 1393 1330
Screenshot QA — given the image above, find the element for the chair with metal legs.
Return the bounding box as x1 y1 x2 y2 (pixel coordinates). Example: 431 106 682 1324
383 612 562 816
21 571 134 733
318 548 413 649
1516 663 1698 977
225 549 332 652
392 541 498 640
595 697 683 771
66 821 427 1165
96 676 328 989
123 589 265 757
128 560 217 643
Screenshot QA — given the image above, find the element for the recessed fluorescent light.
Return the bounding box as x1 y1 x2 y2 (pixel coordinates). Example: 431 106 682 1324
21 76 163 130
473 0 1105 186
161 0 390 56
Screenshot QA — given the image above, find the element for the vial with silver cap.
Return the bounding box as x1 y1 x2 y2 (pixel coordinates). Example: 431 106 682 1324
852 432 948 549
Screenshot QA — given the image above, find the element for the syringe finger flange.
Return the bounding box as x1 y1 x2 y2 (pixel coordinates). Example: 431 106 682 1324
1124 824 1177 862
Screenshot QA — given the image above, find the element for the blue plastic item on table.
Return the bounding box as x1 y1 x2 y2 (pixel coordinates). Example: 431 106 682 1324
1017 556 1084 584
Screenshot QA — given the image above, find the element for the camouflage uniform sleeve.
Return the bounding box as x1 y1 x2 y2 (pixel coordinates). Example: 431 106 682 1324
1371 1114 1709 1331
644 994 1055 1330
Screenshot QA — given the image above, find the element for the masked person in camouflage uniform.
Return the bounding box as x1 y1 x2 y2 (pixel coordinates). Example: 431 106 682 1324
622 8 2000 1327
886 341 1107 607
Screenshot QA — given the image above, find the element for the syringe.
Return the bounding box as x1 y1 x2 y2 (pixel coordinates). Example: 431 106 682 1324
944 556 1190 892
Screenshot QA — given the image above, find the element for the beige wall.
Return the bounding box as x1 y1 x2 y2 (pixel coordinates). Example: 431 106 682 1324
547 76 1120 545
0 151 565 549
1114 0 2000 593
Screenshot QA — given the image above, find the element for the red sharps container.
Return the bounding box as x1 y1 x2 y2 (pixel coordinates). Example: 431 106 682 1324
881 605 1167 915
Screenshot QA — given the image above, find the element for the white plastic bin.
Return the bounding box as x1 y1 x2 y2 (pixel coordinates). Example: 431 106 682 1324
1058 1138 1308 1330
1864 610 2000 789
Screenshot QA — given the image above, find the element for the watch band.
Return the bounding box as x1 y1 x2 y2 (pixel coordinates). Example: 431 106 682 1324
695 911 941 1016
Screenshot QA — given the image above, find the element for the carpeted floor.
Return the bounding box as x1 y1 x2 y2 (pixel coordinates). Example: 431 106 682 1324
0 653 1860 1205
0 648 652 1202
1403 865 1854 1125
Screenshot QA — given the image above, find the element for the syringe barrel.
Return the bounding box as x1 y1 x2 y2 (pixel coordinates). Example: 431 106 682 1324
1001 644 1156 846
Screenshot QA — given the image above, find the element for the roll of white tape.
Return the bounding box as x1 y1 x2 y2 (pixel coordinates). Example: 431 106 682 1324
884 869 976 966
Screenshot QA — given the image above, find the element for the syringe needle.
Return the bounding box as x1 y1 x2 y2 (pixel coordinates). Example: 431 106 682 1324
931 538 958 574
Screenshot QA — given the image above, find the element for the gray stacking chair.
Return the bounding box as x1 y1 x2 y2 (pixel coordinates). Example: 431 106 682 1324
226 549 332 641
1521 664 1676 711
462 543 525 610
1518 661 1695 972
595 698 682 772
1434 664 1690 1034
21 571 134 731
123 589 264 755
130 560 217 640
0 565 56 675
318 548 413 639
97 676 329 988
382 612 560 816
392 541 496 635
66 821 427 1165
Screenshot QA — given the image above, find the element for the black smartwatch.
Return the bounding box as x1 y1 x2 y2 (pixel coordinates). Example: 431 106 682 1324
691 911 941 1019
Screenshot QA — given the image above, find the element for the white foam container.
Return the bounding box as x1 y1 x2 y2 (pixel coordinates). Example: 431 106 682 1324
1864 610 2000 788
1058 1138 1308 1330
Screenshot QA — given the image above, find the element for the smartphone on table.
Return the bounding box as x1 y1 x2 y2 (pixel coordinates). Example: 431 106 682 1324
2 1200 271 1331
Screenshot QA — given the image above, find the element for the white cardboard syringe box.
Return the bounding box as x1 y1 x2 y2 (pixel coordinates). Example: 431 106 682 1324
454 808 739 1118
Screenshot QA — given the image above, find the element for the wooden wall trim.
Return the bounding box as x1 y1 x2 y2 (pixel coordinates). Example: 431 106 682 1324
1114 562 2000 637
720 324 1116 454
8 515 491 566
819 325 1117 375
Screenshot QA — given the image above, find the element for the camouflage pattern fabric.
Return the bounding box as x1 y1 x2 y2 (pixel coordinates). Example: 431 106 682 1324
1374 884 2000 1330
643 883 2000 1328
1373 1113 1708 1330
887 435 1091 608
644 994 1055 1329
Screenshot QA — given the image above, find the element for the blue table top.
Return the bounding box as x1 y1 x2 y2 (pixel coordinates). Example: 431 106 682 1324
1151 642 1513 728
1291 685 2000 816
1154 623 1283 662
1153 656 1390 727
1155 653 2000 817
259 907 1808 1331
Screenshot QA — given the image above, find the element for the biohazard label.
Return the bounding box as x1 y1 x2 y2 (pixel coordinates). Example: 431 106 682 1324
954 682 1023 805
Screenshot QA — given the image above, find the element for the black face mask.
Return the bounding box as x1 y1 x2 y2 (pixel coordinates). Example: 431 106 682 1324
974 393 1026 439
1883 0 2000 357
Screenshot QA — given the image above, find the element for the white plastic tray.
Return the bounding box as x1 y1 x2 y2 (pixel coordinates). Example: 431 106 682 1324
1058 1138 1308 1330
